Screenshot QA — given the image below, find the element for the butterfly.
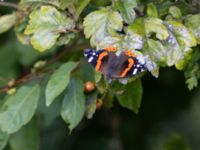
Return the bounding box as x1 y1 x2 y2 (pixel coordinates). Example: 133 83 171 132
84 46 146 81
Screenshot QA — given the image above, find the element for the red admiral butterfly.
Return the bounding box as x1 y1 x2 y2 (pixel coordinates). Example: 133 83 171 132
84 46 146 81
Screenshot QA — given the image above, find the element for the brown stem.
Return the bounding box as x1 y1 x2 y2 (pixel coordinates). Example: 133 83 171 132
0 1 19 9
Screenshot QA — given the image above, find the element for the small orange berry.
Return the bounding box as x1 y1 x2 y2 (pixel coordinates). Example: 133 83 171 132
84 81 95 92
96 99 103 110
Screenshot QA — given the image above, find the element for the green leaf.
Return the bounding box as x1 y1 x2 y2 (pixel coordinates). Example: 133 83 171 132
184 50 200 90
30 30 60 51
116 79 143 113
85 92 97 119
25 6 74 51
186 77 198 90
128 18 146 37
0 13 16 34
167 20 197 47
169 6 182 19
144 17 169 40
112 0 137 24
122 30 143 50
61 78 85 131
37 79 62 126
75 0 92 19
59 0 91 19
21 0 60 7
185 14 200 44
45 62 78 107
147 3 158 18
164 134 191 150
143 19 196 74
9 119 39 150
0 129 9 150
144 39 167 65
83 8 123 46
0 84 40 134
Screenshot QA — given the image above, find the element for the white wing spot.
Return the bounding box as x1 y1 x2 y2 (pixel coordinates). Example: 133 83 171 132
133 68 138 75
88 57 94 62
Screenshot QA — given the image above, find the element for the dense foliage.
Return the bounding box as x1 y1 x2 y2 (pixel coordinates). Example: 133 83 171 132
0 0 200 149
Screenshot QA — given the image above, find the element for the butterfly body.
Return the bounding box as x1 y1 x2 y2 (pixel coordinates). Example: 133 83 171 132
84 48 146 80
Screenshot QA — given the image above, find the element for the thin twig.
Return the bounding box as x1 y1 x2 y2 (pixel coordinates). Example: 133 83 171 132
0 1 19 9
0 40 87 94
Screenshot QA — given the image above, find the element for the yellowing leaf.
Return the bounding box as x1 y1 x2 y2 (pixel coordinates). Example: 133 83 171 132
25 6 74 51
144 17 169 40
59 0 91 19
167 20 197 47
169 6 182 19
112 0 137 24
83 8 123 46
147 3 158 18
0 13 16 34
185 14 200 44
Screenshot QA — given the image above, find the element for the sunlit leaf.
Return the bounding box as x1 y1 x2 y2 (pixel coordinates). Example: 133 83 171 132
9 119 39 150
61 78 85 131
128 18 146 37
185 14 200 44
166 20 197 47
144 17 169 40
0 84 40 134
122 30 143 50
0 13 16 34
83 8 123 46
147 3 158 18
116 79 143 113
45 62 78 107
112 0 137 24
169 6 182 19
25 6 74 51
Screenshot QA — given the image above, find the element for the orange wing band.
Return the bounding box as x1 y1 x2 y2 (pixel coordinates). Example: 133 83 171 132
104 46 117 52
124 50 137 57
120 58 134 78
95 52 108 71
